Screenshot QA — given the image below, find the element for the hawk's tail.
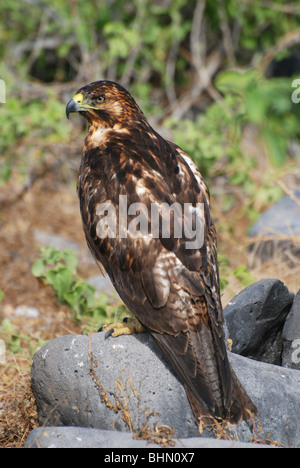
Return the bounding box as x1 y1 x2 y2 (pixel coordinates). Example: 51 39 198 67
225 364 257 424
150 327 257 427
184 363 257 426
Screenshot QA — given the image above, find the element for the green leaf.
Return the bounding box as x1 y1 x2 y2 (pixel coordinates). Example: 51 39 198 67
0 318 15 335
245 87 268 124
46 267 74 302
0 165 12 186
233 265 255 288
215 70 256 95
40 246 61 265
262 127 287 167
61 249 78 274
31 257 46 278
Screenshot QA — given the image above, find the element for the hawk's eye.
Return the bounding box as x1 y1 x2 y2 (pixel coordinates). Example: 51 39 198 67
96 95 106 103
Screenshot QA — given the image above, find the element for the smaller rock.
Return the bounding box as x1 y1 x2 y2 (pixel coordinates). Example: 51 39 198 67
223 279 294 364
248 190 300 266
14 305 40 318
282 290 300 370
33 229 95 265
24 427 269 449
87 275 118 298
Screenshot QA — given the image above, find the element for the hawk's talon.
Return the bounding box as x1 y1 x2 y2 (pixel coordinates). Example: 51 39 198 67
104 328 114 339
99 318 145 338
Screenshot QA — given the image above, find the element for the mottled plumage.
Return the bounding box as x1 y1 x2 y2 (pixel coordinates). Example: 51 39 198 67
66 80 257 424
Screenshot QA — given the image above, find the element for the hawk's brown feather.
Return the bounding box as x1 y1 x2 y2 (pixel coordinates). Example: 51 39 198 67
67 80 257 424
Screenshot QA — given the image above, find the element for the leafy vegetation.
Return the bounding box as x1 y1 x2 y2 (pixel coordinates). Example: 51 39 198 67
1 0 299 95
218 254 256 292
31 247 129 329
0 318 47 359
166 69 300 220
180 69 300 170
1 0 299 201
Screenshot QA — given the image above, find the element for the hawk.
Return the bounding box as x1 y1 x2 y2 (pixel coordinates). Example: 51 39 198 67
66 80 257 425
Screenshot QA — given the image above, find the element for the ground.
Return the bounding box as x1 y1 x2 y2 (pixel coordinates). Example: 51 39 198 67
0 173 100 447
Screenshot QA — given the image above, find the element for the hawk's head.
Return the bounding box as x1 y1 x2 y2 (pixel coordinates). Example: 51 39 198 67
66 80 144 127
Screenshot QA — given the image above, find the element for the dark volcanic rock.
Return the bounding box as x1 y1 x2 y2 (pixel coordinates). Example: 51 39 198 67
223 279 294 364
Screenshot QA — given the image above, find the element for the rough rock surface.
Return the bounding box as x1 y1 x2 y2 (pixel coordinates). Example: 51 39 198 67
223 279 294 364
31 332 199 438
30 330 300 447
24 426 269 449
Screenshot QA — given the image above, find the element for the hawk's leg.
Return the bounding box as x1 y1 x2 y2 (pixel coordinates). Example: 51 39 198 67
99 317 145 338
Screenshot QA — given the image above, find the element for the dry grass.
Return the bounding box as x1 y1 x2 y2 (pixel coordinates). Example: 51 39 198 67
198 411 283 447
0 374 37 448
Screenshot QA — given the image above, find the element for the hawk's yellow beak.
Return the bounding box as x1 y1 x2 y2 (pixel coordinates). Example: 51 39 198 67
66 93 84 119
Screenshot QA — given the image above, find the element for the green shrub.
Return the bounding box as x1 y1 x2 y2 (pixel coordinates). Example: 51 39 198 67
32 247 129 329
